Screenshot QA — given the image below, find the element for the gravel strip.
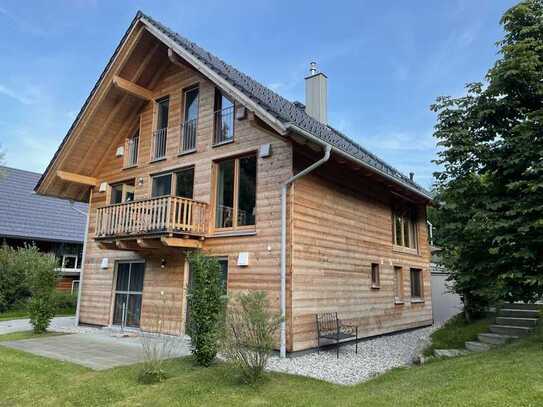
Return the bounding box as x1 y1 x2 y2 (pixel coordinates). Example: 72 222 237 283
267 327 433 385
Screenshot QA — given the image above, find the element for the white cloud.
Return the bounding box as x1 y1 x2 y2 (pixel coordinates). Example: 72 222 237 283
0 84 37 105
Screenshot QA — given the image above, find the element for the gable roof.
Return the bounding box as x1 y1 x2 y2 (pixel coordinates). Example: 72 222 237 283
140 12 430 199
36 11 431 201
1 166 87 243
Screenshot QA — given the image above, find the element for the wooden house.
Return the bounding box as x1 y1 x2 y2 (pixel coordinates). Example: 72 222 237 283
35 11 433 353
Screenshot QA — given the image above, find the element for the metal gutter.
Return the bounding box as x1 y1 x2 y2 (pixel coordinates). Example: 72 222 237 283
286 124 433 201
279 144 331 358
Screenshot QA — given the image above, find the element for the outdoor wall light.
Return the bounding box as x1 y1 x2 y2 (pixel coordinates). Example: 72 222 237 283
138 177 144 187
161 258 167 269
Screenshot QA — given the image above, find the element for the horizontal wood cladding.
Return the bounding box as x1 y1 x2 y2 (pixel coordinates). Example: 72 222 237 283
290 169 432 351
79 49 294 344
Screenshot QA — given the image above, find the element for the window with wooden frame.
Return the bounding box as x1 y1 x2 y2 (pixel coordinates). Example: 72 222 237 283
394 266 404 303
124 129 139 168
410 268 423 301
213 89 235 146
392 207 417 249
180 85 199 154
370 263 380 289
110 180 135 204
151 167 194 199
151 96 169 160
214 154 257 230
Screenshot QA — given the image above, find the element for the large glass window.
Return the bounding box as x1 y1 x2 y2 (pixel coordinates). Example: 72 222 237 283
151 168 194 199
151 173 172 197
215 160 235 228
156 97 169 130
184 87 199 122
113 262 145 328
393 208 417 249
238 156 257 226
110 181 135 204
215 155 256 229
213 89 234 145
175 167 194 199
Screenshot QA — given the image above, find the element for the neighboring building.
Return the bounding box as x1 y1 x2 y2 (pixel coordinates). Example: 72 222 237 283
35 11 433 353
430 246 463 324
0 166 88 293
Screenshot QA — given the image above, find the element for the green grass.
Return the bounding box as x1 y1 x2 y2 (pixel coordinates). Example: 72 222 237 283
1 328 543 406
425 313 492 355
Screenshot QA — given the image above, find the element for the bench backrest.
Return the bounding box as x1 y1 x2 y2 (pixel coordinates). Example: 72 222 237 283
316 312 339 335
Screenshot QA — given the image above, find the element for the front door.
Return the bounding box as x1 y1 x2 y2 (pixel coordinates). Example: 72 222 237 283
113 262 145 328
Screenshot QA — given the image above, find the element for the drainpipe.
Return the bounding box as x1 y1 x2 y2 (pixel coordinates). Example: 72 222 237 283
280 145 331 358
75 189 92 326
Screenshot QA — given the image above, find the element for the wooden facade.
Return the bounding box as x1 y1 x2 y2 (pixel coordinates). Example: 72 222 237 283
36 16 432 352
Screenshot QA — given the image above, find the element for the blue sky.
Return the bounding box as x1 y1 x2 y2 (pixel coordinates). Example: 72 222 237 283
0 0 517 188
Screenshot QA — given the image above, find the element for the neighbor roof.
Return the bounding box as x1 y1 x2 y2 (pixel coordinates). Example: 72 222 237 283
36 11 430 200
0 166 87 243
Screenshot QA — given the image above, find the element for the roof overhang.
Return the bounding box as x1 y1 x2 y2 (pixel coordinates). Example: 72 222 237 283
286 124 433 202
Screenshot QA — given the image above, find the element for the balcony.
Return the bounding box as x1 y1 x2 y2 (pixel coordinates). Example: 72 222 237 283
95 195 208 249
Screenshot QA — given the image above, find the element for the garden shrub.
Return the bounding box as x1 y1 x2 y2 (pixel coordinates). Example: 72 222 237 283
20 246 58 333
221 291 281 384
0 246 31 312
187 252 225 367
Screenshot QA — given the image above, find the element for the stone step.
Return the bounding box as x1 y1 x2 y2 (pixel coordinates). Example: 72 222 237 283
465 341 491 352
501 303 543 311
434 349 470 358
478 333 518 345
489 324 533 336
495 316 539 327
499 308 540 318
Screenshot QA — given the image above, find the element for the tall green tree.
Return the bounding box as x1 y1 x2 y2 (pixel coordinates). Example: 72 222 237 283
432 0 543 319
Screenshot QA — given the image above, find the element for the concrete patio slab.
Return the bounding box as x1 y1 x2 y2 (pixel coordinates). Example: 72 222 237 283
0 332 191 370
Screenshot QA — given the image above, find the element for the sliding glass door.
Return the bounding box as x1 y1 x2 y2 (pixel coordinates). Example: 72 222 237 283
113 262 145 328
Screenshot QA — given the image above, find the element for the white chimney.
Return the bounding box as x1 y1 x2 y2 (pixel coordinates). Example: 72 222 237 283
305 62 328 124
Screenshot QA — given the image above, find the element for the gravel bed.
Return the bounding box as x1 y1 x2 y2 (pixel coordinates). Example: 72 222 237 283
267 327 433 385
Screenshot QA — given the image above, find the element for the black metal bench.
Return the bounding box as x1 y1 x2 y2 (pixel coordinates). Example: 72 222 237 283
315 312 358 358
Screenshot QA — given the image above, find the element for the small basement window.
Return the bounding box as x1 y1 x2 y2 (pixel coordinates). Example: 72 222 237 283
371 263 380 289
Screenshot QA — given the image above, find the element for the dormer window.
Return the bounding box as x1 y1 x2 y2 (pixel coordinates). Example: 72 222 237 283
152 96 169 160
213 90 234 146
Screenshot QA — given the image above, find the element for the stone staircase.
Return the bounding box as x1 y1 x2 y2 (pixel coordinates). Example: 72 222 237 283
465 303 542 352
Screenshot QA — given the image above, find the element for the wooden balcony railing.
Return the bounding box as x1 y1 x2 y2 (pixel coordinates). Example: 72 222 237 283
95 196 208 238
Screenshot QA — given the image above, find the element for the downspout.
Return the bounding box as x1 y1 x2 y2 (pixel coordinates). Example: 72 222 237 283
75 189 92 326
280 144 331 358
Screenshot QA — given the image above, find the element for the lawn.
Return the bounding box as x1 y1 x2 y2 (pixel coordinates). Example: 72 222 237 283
1 328 542 406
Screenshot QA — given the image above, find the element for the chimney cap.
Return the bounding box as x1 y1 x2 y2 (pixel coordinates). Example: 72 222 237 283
409 172 415 181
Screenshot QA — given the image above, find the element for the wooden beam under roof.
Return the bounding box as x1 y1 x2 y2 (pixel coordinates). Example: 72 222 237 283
137 238 162 249
112 75 154 101
56 170 97 186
